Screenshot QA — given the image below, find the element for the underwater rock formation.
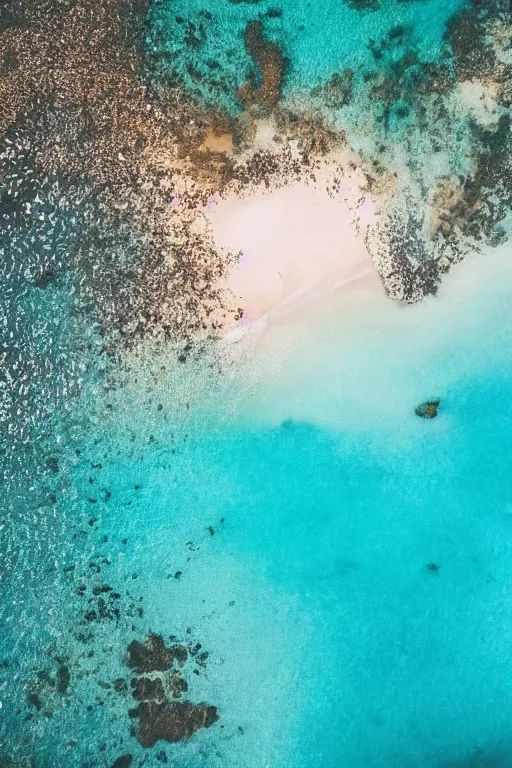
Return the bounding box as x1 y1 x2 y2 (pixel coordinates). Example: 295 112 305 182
127 634 188 673
415 400 440 419
134 699 219 747
125 634 218 747
110 756 133 768
243 20 286 111
131 677 166 702
169 671 188 698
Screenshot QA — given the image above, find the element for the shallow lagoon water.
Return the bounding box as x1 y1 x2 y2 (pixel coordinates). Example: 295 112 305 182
114 249 512 768
3 246 510 767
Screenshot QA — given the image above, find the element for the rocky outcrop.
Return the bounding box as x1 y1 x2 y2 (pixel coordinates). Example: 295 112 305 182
127 634 187 673
134 699 219 747
415 400 440 419
243 21 286 111
124 633 218 747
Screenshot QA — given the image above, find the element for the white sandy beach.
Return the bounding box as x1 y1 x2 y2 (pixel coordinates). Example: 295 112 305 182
206 161 380 335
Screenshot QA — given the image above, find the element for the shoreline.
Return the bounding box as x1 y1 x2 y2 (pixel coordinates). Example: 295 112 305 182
222 261 377 344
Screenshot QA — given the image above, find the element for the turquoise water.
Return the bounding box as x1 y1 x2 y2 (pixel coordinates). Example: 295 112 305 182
146 0 463 109
1 0 512 765
2 247 511 766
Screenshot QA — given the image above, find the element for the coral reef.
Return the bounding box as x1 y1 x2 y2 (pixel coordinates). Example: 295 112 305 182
134 699 219 747
444 7 497 82
312 69 354 109
242 20 287 112
1 0 512 765
124 634 218 748
127 634 188 674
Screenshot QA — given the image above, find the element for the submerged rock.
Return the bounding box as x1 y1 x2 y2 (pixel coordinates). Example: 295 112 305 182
55 664 70 695
243 21 286 111
134 699 219 747
415 400 440 419
26 691 42 710
34 269 58 289
127 634 188 673
111 756 133 768
122 632 217 746
45 456 59 474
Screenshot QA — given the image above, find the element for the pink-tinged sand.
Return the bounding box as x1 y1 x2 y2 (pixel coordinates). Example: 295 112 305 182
207 176 379 331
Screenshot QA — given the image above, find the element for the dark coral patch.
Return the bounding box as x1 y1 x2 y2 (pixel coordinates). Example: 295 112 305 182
134 699 219 747
415 400 440 419
344 0 379 10
111 756 133 768
127 634 188 673
55 664 70 695
243 20 286 111
169 671 188 699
